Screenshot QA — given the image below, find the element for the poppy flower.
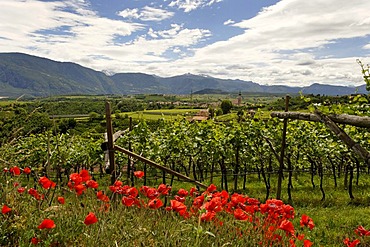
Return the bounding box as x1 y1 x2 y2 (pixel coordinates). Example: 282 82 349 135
74 184 86 195
10 166 21 176
278 219 295 236
189 187 198 197
86 180 99 189
2 205 12 214
38 219 56 229
148 199 164 209
84 212 98 225
28 188 43 200
304 239 313 247
57 196 65 204
134 171 144 179
17 187 25 193
13 182 19 187
97 191 110 202
23 167 31 174
127 187 139 198
201 211 216 222
174 195 186 203
170 200 187 213
234 208 249 221
343 238 361 247
157 184 171 195
177 188 189 197
354 225 370 236
31 237 40 245
140 186 158 199
39 177 56 189
79 169 91 182
300 214 315 230
69 173 82 185
122 196 136 207
206 184 217 193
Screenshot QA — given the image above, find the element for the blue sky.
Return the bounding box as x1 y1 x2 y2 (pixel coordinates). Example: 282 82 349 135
0 0 369 87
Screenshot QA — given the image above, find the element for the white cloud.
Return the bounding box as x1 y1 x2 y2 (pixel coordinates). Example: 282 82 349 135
166 0 370 86
0 0 369 87
223 19 234 26
117 6 174 21
169 0 222 12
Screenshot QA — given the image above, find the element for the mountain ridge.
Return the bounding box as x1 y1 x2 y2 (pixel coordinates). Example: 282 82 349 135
0 52 367 97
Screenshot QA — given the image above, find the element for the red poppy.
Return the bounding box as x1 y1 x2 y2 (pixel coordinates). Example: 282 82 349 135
74 184 86 195
304 239 313 247
13 182 19 187
38 219 56 229
31 237 40 245
10 166 21 176
23 167 31 174
205 197 223 213
97 191 110 202
79 169 91 182
170 200 187 213
17 187 26 193
127 187 139 198
57 196 65 204
201 211 216 222
148 199 164 209
84 212 98 225
206 184 217 193
300 214 315 230
234 208 249 221
28 188 43 200
189 187 198 197
134 171 145 179
177 188 189 197
278 219 295 236
122 196 136 207
39 177 56 189
86 180 99 189
174 195 186 203
192 195 205 209
246 198 260 205
2 205 12 214
354 225 370 236
69 173 82 185
140 186 158 199
157 184 171 195
343 238 361 247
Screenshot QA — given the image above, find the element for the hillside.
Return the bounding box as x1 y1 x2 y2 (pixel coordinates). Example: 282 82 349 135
0 53 366 97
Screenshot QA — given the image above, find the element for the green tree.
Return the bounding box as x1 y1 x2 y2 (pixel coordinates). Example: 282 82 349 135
220 100 233 114
357 59 370 91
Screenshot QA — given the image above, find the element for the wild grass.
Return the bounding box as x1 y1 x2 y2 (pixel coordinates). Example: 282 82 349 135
1 170 370 246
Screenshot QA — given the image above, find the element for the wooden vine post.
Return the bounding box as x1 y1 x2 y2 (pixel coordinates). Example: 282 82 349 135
105 101 116 185
276 95 290 200
102 102 207 189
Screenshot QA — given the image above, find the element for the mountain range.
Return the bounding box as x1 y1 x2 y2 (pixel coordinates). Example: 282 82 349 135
0 53 367 97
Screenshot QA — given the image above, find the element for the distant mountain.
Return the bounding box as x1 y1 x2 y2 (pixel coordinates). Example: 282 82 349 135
0 53 367 97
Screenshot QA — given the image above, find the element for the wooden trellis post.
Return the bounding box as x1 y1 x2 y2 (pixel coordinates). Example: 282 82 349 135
105 102 116 185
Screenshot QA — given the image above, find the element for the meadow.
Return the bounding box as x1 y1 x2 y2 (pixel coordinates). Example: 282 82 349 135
1 93 369 246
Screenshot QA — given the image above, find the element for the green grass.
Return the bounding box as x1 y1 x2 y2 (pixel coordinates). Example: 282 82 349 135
2 170 370 246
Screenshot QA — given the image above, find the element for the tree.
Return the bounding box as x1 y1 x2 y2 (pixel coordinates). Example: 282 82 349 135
220 100 233 114
357 59 370 91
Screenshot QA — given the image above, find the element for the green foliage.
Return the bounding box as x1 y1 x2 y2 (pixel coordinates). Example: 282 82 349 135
220 100 233 114
357 59 370 92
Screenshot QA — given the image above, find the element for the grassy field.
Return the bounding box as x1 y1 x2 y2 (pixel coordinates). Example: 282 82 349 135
2 167 370 246
117 109 202 121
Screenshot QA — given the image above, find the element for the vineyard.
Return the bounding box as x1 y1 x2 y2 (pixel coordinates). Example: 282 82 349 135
1 93 370 246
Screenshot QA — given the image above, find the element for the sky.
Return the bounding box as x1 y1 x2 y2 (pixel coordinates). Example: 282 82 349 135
0 0 370 87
